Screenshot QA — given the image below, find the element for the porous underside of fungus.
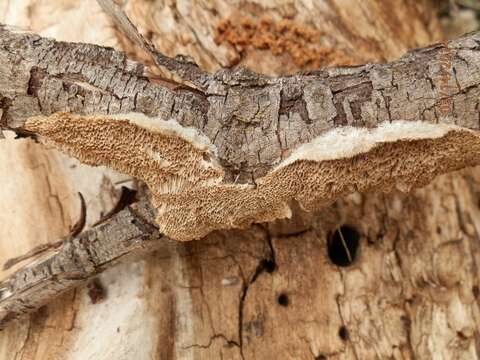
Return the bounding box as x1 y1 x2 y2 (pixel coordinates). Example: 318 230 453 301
25 112 480 241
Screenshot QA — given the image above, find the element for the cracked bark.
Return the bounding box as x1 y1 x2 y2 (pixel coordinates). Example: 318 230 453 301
2 20 480 183
1 1 480 359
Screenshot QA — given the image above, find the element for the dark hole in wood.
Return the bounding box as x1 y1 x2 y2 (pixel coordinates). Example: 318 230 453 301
0 311 16 325
315 356 327 360
251 258 277 283
328 225 359 267
260 258 276 273
277 293 289 307
338 325 349 341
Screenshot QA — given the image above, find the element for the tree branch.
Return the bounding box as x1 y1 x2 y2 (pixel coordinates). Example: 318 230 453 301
0 199 164 329
2 25 480 182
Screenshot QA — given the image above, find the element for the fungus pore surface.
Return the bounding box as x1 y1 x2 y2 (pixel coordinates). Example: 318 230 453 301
25 112 480 241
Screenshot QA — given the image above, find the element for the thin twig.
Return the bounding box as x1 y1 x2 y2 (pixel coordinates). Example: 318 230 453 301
69 192 87 237
2 192 86 270
93 186 137 226
96 0 211 90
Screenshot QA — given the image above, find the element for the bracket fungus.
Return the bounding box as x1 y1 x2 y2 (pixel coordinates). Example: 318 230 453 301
25 113 480 241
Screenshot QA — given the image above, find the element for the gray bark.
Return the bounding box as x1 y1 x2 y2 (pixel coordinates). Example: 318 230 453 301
1 25 480 184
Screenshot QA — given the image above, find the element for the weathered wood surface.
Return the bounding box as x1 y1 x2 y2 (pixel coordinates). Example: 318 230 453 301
2 1 480 359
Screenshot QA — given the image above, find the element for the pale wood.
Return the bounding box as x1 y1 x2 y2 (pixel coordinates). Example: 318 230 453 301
2 1 480 360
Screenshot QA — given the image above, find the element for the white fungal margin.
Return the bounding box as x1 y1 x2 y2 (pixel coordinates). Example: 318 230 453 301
278 121 466 168
106 112 217 155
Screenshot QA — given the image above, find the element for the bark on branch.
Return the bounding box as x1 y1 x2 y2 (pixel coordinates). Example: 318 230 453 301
0 199 163 328
2 25 480 182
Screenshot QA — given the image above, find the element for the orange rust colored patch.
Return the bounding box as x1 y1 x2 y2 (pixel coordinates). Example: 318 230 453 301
215 16 354 69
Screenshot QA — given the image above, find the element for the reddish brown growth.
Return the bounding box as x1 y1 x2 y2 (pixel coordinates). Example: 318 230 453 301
215 16 354 69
